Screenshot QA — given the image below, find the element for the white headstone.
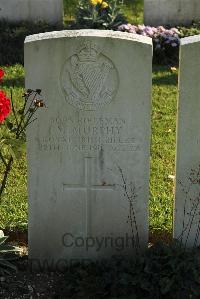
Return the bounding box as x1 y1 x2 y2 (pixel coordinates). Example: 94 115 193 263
25 30 152 270
0 0 63 24
174 35 200 248
144 0 200 27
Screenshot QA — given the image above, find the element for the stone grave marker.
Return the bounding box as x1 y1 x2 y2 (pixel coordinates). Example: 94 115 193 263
174 35 200 247
0 0 63 24
144 0 200 27
25 30 152 269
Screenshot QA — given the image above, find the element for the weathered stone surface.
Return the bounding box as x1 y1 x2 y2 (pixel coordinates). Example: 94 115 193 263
25 30 152 268
144 0 200 26
0 0 63 24
174 35 200 247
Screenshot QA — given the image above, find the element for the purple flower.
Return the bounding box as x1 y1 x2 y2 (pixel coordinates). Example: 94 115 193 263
117 23 180 47
129 28 137 33
138 24 146 31
171 27 180 34
152 27 158 33
157 26 166 32
155 44 161 50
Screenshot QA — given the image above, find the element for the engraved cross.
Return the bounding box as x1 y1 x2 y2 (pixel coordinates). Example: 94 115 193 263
63 157 115 237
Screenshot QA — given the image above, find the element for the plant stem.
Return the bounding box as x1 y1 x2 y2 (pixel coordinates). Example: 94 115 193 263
0 90 41 202
10 89 19 127
0 156 13 201
0 150 7 167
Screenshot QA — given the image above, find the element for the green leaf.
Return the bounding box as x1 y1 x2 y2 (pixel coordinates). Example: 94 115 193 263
1 138 26 159
6 121 13 130
0 258 17 271
0 233 18 275
160 277 174 294
0 236 8 245
0 245 18 252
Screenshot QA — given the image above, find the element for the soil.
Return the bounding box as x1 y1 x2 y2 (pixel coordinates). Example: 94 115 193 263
0 255 66 299
0 230 173 299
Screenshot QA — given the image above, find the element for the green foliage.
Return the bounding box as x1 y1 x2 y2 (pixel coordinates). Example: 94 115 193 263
0 21 62 65
1 137 25 161
72 0 127 29
178 22 200 38
64 0 78 18
0 65 27 232
0 87 45 200
0 231 17 275
64 0 144 25
57 241 200 299
0 65 177 235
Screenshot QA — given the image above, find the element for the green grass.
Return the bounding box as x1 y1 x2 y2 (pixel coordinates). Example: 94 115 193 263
150 66 178 234
0 65 27 231
120 0 143 24
0 64 178 236
0 0 176 236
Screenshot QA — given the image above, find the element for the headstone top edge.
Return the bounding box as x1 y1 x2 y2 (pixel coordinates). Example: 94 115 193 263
181 35 200 46
24 29 152 45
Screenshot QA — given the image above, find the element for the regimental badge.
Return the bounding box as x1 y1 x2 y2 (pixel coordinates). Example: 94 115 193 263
60 41 119 111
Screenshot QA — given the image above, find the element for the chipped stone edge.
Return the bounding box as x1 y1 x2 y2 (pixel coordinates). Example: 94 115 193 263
181 35 200 46
25 29 152 45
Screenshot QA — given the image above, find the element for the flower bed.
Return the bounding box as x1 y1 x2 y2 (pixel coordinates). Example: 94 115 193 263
118 24 180 65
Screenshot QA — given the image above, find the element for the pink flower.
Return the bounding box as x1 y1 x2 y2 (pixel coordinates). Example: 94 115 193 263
171 27 180 34
138 24 146 31
157 26 166 32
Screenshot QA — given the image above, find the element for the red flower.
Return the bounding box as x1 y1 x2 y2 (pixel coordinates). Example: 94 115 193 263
0 69 4 81
0 91 11 123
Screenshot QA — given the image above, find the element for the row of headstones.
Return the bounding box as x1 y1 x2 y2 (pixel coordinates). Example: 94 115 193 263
1 0 200 27
25 30 200 269
0 0 63 24
144 0 200 26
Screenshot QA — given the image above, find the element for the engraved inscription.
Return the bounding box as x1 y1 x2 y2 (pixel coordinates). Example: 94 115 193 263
38 116 141 152
60 41 119 111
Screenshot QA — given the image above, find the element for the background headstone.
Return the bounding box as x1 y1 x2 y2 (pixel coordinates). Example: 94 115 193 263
25 30 152 269
0 0 63 24
144 0 200 27
174 35 200 247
